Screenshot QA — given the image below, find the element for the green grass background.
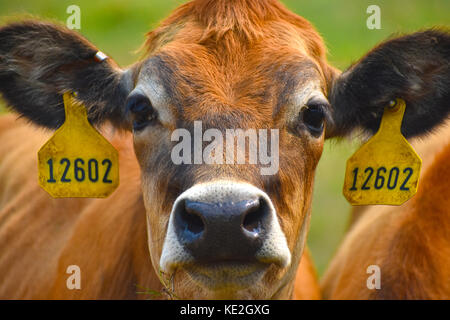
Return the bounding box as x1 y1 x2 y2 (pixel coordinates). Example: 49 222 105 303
0 0 448 276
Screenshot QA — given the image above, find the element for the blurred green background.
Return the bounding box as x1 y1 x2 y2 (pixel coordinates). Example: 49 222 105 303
0 0 448 276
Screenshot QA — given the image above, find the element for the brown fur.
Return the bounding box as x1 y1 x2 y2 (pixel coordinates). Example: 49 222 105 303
0 0 338 299
293 248 321 300
0 113 319 299
2 0 447 300
122 0 333 299
321 122 450 299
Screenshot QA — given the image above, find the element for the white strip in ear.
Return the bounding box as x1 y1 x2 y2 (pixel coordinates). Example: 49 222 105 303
94 51 108 62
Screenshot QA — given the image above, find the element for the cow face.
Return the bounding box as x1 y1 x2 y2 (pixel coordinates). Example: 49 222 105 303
129 23 330 299
0 0 448 299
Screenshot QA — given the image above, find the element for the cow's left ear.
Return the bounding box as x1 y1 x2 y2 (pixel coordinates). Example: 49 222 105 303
327 29 449 138
0 20 135 129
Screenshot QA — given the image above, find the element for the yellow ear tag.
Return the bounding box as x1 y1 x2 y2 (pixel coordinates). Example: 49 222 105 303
37 92 119 198
343 99 422 205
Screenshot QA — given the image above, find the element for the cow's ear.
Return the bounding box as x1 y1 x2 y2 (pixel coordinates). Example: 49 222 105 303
0 20 134 129
327 29 450 138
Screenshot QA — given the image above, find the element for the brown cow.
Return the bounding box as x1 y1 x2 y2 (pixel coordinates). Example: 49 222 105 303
0 0 448 299
322 122 450 299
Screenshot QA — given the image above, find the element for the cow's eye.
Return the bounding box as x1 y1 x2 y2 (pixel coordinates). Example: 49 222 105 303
302 102 325 136
126 94 157 131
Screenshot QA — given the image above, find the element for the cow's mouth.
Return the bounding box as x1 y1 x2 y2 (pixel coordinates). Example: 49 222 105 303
183 261 269 290
159 180 292 293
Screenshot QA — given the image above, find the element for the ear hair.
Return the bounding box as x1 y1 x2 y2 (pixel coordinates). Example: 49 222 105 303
0 20 133 129
328 28 450 138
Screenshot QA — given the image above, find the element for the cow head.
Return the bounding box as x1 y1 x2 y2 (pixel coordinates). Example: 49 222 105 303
0 0 448 299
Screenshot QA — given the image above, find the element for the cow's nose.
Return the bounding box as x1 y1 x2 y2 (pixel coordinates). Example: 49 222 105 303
173 197 270 262
160 181 291 273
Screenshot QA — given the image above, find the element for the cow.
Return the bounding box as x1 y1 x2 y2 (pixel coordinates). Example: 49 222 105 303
0 0 448 299
321 122 450 299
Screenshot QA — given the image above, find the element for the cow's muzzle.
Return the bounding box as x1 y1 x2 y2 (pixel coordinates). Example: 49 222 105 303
159 180 291 290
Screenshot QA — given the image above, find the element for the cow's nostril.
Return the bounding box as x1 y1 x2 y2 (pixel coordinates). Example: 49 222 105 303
242 197 268 235
175 200 205 241
183 203 204 234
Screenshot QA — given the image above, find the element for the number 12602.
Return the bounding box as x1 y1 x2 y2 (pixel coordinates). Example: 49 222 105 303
349 166 413 191
46 158 113 183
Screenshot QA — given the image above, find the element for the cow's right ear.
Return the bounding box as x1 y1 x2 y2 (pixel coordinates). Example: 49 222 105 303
0 20 135 129
327 29 450 138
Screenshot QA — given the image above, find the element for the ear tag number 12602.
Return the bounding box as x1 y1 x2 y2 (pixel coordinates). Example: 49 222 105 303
343 99 422 206
38 92 119 198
